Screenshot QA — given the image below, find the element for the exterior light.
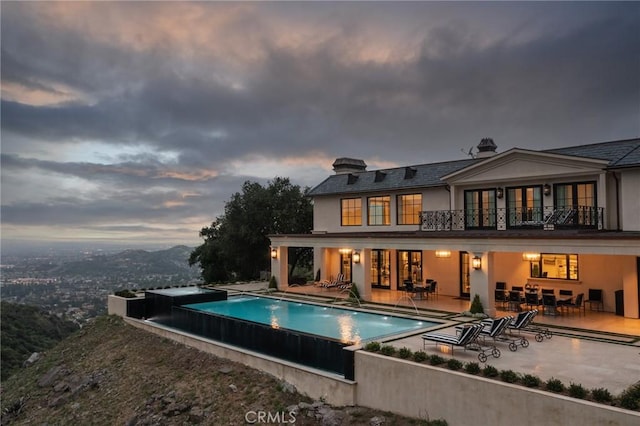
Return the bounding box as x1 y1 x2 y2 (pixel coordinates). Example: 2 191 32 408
338 248 352 254
543 184 551 196
522 252 540 262
352 251 361 264
270 248 278 259
435 250 452 258
496 187 504 199
472 256 482 270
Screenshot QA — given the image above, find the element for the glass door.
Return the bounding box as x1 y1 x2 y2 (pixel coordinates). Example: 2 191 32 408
398 250 422 288
460 251 470 298
371 249 391 289
340 252 352 283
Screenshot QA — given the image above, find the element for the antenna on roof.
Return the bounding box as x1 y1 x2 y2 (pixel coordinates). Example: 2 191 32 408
461 147 475 159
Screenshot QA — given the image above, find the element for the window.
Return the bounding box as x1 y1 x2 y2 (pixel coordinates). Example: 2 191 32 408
507 186 542 227
464 189 496 229
397 194 422 225
371 249 391 288
368 196 390 226
554 182 597 226
530 253 578 280
341 198 362 226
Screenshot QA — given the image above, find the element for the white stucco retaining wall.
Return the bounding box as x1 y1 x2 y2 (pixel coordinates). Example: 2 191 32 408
355 351 639 426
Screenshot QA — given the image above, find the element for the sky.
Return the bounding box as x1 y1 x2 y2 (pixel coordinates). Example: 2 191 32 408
1 1 639 251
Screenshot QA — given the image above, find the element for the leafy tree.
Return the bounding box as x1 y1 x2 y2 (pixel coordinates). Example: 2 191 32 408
190 177 313 282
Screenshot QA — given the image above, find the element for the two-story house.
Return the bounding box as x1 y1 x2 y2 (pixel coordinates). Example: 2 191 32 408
269 138 640 320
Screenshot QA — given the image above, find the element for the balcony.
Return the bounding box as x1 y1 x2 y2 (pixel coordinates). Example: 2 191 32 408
419 206 603 232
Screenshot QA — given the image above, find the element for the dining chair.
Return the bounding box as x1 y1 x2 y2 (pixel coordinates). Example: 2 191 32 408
585 289 604 311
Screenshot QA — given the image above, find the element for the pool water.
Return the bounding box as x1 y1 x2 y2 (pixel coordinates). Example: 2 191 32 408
183 296 436 344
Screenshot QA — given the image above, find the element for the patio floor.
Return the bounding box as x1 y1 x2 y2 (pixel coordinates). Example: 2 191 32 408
219 282 640 395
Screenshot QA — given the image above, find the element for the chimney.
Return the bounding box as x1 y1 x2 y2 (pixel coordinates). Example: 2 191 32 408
332 157 367 174
476 138 498 158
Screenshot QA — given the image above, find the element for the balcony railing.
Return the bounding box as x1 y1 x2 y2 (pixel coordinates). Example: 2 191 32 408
419 206 603 231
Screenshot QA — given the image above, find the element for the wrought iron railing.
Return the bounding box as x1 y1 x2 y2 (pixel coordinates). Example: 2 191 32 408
419 206 603 231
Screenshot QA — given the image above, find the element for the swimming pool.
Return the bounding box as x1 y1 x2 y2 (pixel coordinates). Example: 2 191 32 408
183 296 435 344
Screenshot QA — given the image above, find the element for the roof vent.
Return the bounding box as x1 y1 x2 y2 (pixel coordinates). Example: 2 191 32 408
374 170 387 182
476 138 498 158
332 157 367 174
404 167 417 179
347 173 359 185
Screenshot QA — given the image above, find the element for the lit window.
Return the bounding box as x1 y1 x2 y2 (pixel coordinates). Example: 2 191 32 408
341 198 362 226
397 194 422 225
530 253 578 280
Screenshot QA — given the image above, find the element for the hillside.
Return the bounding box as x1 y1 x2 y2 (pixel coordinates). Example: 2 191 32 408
1 302 79 381
51 245 199 278
0 315 439 425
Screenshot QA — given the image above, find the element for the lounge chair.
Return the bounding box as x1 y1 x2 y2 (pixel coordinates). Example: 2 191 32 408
422 324 492 362
479 315 514 344
508 309 551 342
321 273 345 290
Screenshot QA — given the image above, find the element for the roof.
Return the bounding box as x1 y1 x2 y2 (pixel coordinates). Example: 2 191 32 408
308 158 479 196
309 138 640 197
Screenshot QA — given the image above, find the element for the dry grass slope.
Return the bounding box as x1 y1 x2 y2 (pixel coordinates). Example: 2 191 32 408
1 315 439 425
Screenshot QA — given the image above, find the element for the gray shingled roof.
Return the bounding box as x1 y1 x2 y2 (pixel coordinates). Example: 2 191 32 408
308 158 479 196
544 138 640 167
309 138 640 197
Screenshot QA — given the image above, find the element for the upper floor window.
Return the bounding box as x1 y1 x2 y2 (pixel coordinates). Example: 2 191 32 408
368 196 391 226
554 182 597 227
464 189 497 229
397 194 422 225
341 198 362 226
530 253 578 280
507 185 542 227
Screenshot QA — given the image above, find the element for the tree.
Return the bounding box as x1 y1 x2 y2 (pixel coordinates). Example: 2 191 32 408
189 177 313 283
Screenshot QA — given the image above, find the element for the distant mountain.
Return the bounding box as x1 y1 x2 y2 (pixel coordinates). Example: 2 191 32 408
50 245 199 278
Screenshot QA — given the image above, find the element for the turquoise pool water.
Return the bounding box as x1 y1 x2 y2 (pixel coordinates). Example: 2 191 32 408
183 296 436 344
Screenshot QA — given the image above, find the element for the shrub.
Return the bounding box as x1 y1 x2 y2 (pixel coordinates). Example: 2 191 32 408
412 351 429 363
446 359 463 371
568 383 588 399
398 347 412 359
482 365 499 378
591 387 613 403
617 383 640 410
500 370 520 384
429 355 446 366
464 362 481 375
545 378 565 393
379 344 396 356
348 283 361 301
363 341 381 352
469 294 484 314
521 374 541 388
426 420 448 426
268 276 278 290
114 289 137 298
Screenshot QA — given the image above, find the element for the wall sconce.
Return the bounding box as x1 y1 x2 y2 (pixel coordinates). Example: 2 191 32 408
435 250 452 258
543 184 551 196
270 248 278 259
472 256 482 270
352 251 361 264
522 252 540 262
496 187 504 199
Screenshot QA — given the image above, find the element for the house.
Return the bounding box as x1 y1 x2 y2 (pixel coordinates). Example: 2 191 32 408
269 138 640 320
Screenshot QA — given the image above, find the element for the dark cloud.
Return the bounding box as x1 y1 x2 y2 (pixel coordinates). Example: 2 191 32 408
1 1 638 246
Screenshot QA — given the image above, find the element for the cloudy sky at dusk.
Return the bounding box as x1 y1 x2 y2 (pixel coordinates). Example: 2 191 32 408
1 1 639 250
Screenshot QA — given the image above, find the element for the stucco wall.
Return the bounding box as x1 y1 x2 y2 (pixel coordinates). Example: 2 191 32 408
355 351 639 426
620 169 640 231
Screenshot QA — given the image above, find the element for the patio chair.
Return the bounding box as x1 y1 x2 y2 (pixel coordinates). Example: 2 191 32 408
426 279 438 300
405 280 428 299
558 289 573 308
585 289 604 311
479 315 514 344
481 315 529 351
542 293 560 316
564 293 585 315
508 309 552 342
524 291 540 310
322 273 345 290
422 324 487 360
508 290 523 312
